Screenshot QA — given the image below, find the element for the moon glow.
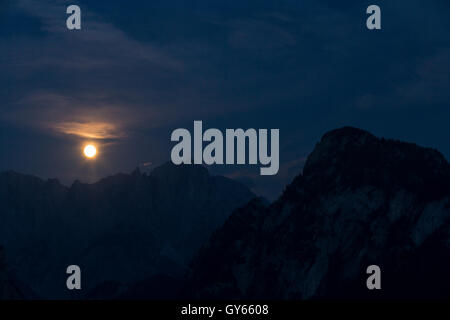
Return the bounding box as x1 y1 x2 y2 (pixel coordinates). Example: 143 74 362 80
83 144 97 159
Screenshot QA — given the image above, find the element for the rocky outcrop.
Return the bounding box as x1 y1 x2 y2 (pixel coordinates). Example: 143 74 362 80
187 127 450 299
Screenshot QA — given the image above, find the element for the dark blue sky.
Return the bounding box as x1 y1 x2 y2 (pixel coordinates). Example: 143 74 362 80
1 0 449 199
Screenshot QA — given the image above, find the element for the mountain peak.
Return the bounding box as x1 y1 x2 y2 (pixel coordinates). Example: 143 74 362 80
150 161 209 181
188 127 450 299
301 126 450 201
321 126 376 142
0 162 255 298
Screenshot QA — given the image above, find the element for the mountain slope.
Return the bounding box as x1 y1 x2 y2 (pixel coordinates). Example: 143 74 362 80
0 163 255 298
187 127 450 299
0 246 36 299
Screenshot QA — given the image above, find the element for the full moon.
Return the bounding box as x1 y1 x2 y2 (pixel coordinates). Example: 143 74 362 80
83 144 97 159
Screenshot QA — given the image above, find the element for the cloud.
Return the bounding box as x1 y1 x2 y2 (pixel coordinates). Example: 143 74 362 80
355 50 450 110
52 121 124 140
0 0 191 141
226 17 297 50
1 0 449 199
3 92 134 140
12 0 182 70
396 50 450 105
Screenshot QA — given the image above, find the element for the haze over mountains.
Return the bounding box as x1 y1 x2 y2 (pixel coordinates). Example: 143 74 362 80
1 127 450 299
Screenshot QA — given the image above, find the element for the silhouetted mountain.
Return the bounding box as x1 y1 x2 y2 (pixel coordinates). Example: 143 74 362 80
0 246 36 299
3 127 450 300
187 127 450 299
0 163 255 299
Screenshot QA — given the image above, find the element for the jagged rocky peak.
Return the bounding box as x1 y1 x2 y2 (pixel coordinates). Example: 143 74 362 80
188 127 450 300
304 126 377 172
0 161 255 298
0 170 45 189
300 126 450 200
150 162 210 182
305 126 448 174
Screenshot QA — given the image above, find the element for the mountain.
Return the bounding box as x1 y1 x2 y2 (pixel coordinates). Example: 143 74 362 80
0 246 21 299
187 127 450 299
0 163 255 299
0 245 36 299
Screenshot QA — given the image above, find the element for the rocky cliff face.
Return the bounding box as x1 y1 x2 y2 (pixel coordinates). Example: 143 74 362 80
188 127 450 299
0 163 254 299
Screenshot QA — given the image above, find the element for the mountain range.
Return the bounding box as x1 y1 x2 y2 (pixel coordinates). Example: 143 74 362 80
1 126 450 299
0 162 254 298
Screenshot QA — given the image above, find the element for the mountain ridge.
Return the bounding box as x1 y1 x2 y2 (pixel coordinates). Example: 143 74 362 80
0 162 255 298
1 126 450 299
187 126 450 299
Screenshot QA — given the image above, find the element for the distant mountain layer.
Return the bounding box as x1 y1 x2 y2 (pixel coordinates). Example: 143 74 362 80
0 163 255 298
187 127 450 299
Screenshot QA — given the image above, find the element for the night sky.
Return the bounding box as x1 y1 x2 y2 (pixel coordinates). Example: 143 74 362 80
1 0 449 200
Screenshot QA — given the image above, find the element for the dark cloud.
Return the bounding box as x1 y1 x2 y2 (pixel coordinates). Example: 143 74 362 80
0 0 449 199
